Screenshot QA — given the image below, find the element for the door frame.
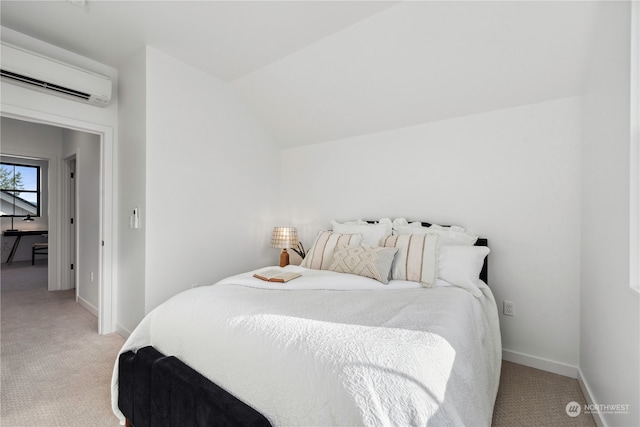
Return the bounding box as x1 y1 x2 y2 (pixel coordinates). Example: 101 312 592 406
1 104 115 335
62 156 77 298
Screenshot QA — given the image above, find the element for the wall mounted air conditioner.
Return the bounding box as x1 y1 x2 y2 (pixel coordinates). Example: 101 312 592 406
1 42 112 107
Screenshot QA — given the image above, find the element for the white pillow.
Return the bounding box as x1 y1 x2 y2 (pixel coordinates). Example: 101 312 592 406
381 234 439 287
438 245 490 297
391 217 410 230
331 218 392 246
393 218 478 246
300 231 362 270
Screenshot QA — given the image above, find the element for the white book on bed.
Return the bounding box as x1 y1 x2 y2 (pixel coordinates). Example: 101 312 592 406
253 268 301 283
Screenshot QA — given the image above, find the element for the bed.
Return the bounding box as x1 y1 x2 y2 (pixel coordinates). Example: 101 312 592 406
111 219 501 426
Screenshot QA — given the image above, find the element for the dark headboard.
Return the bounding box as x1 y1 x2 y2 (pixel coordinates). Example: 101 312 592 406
475 238 489 284
365 220 489 284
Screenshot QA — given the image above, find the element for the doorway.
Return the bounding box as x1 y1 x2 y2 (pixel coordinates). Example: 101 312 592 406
1 105 115 334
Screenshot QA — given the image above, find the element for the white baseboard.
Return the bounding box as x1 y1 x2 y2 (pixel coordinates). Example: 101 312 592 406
578 369 607 427
502 349 578 378
77 295 98 317
115 323 132 339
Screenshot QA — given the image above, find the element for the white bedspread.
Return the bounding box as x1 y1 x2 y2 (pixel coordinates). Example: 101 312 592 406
111 266 501 426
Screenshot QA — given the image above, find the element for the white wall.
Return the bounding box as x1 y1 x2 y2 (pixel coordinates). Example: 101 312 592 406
143 47 281 313
580 2 639 426
281 97 583 369
1 118 58 262
116 48 147 335
62 129 101 314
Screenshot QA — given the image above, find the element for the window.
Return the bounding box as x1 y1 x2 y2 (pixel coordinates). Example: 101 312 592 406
0 162 41 217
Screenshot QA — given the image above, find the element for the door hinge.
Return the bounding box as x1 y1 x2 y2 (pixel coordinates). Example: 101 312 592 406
70 218 74 224
70 172 74 178
102 240 105 247
70 264 74 270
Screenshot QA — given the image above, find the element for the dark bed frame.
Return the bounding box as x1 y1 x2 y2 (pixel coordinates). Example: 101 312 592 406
118 222 488 427
118 346 271 427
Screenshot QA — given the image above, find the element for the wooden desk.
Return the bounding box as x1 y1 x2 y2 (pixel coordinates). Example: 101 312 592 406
3 229 48 264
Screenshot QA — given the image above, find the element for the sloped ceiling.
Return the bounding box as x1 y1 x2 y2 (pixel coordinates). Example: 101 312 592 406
0 1 600 148
231 1 600 147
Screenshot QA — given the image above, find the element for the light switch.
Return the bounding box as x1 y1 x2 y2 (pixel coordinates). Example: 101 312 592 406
133 208 139 229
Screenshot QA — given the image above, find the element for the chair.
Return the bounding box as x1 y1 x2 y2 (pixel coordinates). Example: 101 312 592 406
32 242 48 265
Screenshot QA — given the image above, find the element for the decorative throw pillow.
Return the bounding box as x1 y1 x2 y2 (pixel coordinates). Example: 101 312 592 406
438 245 490 297
381 234 439 286
331 218 392 246
300 231 362 270
328 244 399 284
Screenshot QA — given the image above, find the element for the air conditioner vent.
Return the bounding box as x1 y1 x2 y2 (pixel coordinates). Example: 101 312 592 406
0 69 91 101
1 42 112 107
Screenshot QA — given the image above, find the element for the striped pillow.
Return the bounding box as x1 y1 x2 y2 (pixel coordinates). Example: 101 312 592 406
301 231 363 270
381 234 439 286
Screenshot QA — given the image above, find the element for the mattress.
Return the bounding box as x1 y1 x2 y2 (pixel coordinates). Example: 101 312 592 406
112 265 502 426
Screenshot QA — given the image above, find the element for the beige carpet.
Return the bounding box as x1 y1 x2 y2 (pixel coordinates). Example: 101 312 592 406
1 261 124 427
1 261 596 427
493 361 596 426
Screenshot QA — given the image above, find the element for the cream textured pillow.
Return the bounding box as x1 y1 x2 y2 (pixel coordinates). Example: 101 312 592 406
328 244 399 284
301 231 362 270
381 234 439 286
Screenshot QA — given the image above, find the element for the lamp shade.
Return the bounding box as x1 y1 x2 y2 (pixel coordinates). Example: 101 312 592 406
271 227 298 249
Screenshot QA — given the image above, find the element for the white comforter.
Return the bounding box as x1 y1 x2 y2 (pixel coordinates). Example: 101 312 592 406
111 266 501 426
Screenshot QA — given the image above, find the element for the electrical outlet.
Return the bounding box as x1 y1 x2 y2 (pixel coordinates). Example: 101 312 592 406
503 300 515 316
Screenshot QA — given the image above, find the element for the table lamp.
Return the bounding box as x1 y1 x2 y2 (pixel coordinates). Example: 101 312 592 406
271 227 299 267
